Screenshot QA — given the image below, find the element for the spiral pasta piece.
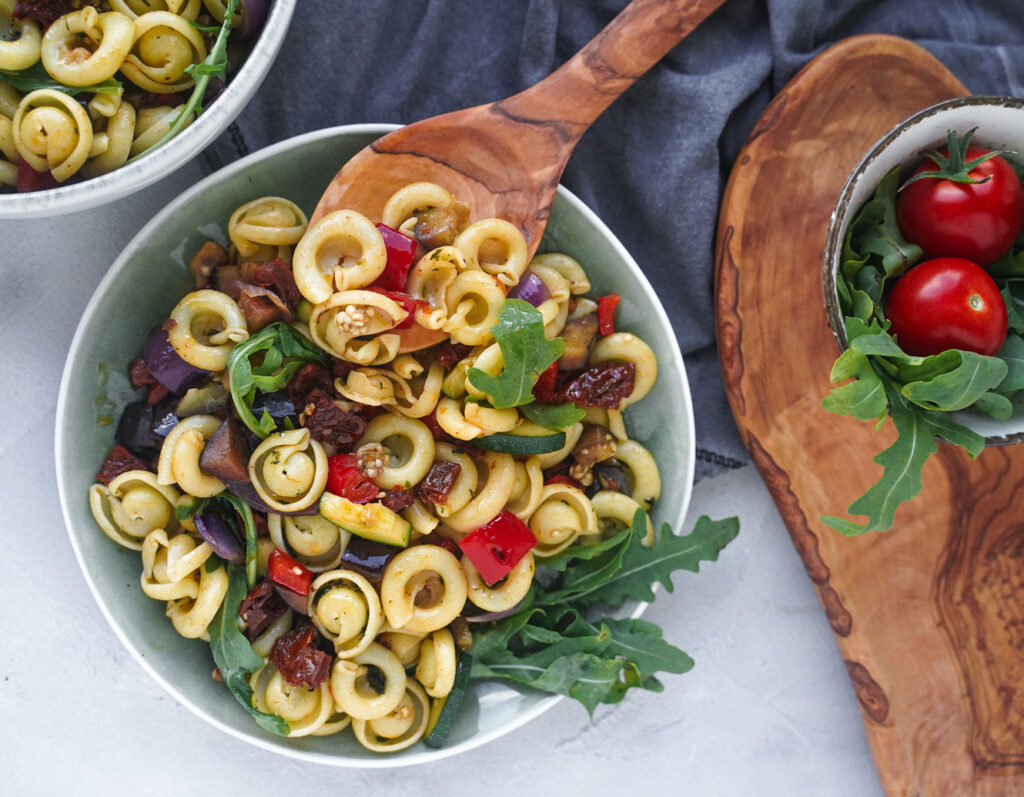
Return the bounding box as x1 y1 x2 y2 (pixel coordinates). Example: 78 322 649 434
268 513 349 572
506 455 544 520
168 289 248 371
119 11 206 94
430 443 476 518
0 6 40 71
228 197 308 258
442 270 505 346
308 569 383 657
463 551 535 611
201 0 243 25
443 451 516 533
311 703 353 737
381 182 456 231
109 0 202 22
528 483 598 557
535 422 583 469
250 665 334 737
402 500 439 536
248 428 328 512
81 99 135 177
615 439 661 510
589 333 657 408
40 8 133 86
293 210 386 303
166 555 228 638
250 608 294 658
309 290 406 365
529 252 591 295
590 489 655 546
12 89 92 181
357 414 435 490
380 545 468 634
405 246 468 329
453 218 528 287
130 103 191 155
89 470 181 550
415 628 457 699
156 414 225 497
330 643 407 721
376 622 425 667
352 679 430 753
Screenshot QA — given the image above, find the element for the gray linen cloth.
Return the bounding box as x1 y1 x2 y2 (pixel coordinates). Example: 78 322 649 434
208 0 1024 480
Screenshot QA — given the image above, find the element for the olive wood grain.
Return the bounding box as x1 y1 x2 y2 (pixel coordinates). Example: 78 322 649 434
715 34 1024 796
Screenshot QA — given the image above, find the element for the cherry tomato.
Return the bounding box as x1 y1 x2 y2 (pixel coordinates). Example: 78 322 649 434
884 257 1007 357
897 139 1024 267
326 454 379 503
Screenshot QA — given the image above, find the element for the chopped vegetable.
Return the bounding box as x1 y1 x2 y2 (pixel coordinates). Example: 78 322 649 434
597 294 620 335
458 511 537 585
370 224 418 291
268 548 313 596
326 454 379 504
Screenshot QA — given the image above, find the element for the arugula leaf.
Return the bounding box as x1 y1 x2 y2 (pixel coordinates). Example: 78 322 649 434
467 300 564 408
1003 286 1024 335
898 351 1006 411
215 492 258 588
846 167 922 278
208 565 289 736
520 402 586 429
0 64 121 96
227 322 328 437
602 617 695 686
997 334 1024 394
821 349 887 423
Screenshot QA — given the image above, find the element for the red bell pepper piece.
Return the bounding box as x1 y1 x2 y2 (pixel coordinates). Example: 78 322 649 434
326 454 379 503
597 294 620 336
533 360 559 403
17 160 60 193
458 511 537 585
366 287 426 330
268 548 313 595
371 223 418 292
544 474 585 491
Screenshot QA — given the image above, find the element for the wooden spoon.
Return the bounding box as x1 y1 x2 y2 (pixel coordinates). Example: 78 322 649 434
311 0 726 350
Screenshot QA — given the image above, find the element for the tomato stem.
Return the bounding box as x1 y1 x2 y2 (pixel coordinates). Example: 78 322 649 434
900 128 1006 189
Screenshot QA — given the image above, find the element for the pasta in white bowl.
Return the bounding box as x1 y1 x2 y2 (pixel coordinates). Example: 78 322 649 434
56 126 723 767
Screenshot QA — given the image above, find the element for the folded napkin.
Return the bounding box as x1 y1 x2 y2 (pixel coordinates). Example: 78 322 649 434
209 0 1024 481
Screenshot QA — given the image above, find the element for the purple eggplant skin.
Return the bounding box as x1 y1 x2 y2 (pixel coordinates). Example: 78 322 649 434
339 537 395 586
150 396 180 439
507 269 550 307
144 326 209 394
200 418 250 483
236 0 271 39
274 584 309 615
115 400 158 453
194 512 244 566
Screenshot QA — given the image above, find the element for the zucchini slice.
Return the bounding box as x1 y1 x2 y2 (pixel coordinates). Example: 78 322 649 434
474 431 565 455
424 652 473 748
318 492 412 547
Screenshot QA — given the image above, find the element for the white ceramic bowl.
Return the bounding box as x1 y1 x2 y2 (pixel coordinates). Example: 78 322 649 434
55 124 696 766
823 95 1024 444
0 0 295 219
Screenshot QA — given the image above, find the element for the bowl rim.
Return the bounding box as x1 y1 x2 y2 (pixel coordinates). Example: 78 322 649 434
821 94 1024 447
0 0 297 220
55 122 697 767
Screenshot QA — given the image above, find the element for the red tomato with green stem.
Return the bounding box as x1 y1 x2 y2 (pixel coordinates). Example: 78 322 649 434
884 257 1007 357
896 129 1024 267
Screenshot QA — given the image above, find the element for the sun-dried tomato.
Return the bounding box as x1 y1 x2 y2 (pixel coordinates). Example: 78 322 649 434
331 357 355 381
237 283 293 332
129 357 157 390
415 461 462 504
435 340 473 369
187 241 230 290
240 258 302 310
12 0 72 29
380 488 415 513
238 580 288 641
423 409 455 443
299 389 366 447
95 444 150 485
269 621 331 689
286 363 335 405
554 362 636 409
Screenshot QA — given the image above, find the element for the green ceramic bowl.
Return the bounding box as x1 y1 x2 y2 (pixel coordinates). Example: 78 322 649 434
55 124 696 767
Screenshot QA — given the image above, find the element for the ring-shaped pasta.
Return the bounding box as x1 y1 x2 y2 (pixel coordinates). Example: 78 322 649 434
81 99 135 177
453 218 528 287
529 252 591 295
121 11 206 93
506 455 544 520
335 368 398 407
589 333 657 408
12 89 92 181
248 428 328 512
89 470 181 550
381 182 456 231
538 295 570 339
330 642 407 721
250 665 334 737
402 499 439 536
311 703 353 737
309 290 405 365
352 679 430 753
406 246 467 329
130 103 192 155
140 528 210 601
463 401 518 434
434 396 483 441
268 513 349 572
201 0 243 25
0 9 40 71
443 451 517 533
463 551 535 611
430 443 476 518
614 439 661 510
308 569 383 657
157 414 225 497
590 489 655 546
376 622 425 667
531 263 572 304
166 557 228 638
393 362 444 419
380 545 468 634
442 270 505 346
415 628 457 698
533 422 583 470
0 77 19 116
0 114 17 162
249 607 294 658
293 210 386 303
87 88 122 118
40 8 133 86
357 414 435 490
0 159 16 186
168 289 248 370
228 196 308 258
528 483 598 557
109 0 202 21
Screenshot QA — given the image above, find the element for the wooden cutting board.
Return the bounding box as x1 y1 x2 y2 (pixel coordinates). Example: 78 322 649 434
715 34 1024 796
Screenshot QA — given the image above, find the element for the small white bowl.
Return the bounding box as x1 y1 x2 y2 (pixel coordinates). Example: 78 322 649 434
0 0 295 219
822 95 1024 444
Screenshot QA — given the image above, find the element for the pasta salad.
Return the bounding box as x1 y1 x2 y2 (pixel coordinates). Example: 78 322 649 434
0 0 265 192
88 184 738 753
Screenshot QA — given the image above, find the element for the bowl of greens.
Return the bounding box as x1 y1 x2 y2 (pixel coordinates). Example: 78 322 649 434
822 95 1024 535
55 123 739 766
0 0 294 218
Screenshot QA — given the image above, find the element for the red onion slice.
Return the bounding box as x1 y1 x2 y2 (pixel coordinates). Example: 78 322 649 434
507 269 550 307
194 512 244 566
143 326 209 394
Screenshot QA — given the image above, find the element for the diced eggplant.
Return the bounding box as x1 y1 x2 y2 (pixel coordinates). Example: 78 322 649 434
115 400 157 453
339 536 396 586
187 241 230 289
150 395 180 439
413 201 470 249
199 418 251 483
558 313 599 371
589 459 633 497
176 383 230 418
572 424 618 468
143 326 209 394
